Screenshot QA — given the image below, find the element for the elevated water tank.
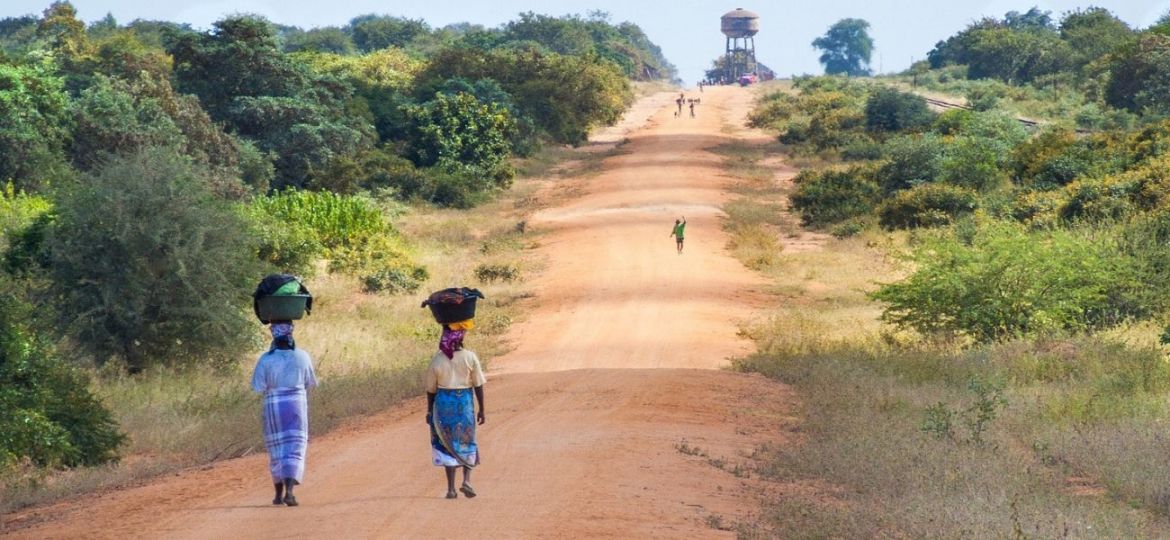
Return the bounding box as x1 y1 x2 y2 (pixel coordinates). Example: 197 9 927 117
721 8 759 38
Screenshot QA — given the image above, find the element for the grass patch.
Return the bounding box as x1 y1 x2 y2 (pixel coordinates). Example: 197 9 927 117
721 136 1170 535
730 200 1170 536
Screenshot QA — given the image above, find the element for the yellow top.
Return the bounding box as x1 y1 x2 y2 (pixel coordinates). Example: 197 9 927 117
425 349 486 392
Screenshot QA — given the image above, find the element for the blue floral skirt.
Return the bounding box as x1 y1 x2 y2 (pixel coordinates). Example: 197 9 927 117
431 388 479 467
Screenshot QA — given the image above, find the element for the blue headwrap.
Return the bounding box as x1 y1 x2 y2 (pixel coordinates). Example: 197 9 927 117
270 322 295 351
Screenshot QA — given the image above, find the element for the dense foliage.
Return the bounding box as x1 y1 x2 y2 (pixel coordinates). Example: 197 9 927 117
0 2 665 470
751 5 1170 343
47 148 262 371
0 291 124 468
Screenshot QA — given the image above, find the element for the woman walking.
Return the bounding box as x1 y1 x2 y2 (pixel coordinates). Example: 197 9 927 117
251 321 318 507
426 323 486 499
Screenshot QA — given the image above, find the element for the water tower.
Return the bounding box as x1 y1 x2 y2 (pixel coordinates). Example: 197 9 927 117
721 8 759 82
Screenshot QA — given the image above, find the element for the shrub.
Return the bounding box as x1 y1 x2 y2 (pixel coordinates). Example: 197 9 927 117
878 183 978 229
872 220 1145 342
932 108 975 135
361 265 429 294
830 219 866 238
865 87 934 133
790 167 880 227
876 134 946 193
243 206 323 277
474 263 520 283
47 147 261 370
1008 189 1063 228
1058 176 1140 222
939 135 1009 192
0 291 124 468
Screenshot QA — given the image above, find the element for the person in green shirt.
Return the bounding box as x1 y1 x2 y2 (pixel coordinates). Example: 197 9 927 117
670 216 686 254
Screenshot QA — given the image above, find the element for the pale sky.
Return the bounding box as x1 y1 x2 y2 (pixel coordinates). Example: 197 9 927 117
4 1 1167 83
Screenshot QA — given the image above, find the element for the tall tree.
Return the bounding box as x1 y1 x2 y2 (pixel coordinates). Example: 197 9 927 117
813 18 874 76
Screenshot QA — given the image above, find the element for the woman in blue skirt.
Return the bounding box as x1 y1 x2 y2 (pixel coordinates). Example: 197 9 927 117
425 323 486 499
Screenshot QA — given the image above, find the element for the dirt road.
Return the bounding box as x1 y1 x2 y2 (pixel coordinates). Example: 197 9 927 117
4 86 795 539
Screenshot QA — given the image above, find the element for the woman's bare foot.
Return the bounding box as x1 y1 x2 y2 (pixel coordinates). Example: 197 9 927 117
459 483 477 498
445 490 458 499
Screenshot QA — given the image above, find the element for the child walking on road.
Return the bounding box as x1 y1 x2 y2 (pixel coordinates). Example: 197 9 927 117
670 217 687 254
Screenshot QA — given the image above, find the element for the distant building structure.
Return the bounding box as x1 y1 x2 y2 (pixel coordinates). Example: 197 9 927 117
721 8 758 83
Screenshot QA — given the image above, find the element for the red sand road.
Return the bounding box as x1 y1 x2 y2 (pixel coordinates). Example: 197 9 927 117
2 86 796 539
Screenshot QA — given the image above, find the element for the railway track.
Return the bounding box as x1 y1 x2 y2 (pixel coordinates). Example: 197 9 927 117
923 97 1041 129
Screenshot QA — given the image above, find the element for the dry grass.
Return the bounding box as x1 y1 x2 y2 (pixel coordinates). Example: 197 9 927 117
719 131 1170 537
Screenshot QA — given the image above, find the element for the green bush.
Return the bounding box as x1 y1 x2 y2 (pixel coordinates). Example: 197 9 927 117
876 134 946 193
1007 189 1063 228
830 219 866 238
932 108 975 135
878 183 978 229
0 291 124 468
361 265 429 294
1059 176 1140 222
872 220 1145 342
47 147 261 370
243 206 323 276
790 167 880 226
865 87 934 133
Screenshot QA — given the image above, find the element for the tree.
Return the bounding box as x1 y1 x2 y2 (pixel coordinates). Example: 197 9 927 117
283 27 355 55
47 147 262 371
0 63 72 191
36 1 90 59
416 47 630 145
0 290 124 468
349 14 429 52
1060 8 1135 74
1106 33 1170 116
404 91 516 179
812 19 873 76
168 15 374 188
963 26 1071 84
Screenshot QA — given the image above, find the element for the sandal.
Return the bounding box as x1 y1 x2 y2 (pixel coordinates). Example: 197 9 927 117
445 490 458 499
283 494 299 507
460 483 477 498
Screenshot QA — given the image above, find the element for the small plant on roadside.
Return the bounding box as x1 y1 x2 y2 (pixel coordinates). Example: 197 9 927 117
920 377 1007 446
475 262 521 283
964 378 1007 445
921 402 957 441
675 439 707 457
361 266 429 294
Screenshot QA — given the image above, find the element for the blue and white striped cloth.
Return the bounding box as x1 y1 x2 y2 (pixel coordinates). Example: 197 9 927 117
262 387 309 482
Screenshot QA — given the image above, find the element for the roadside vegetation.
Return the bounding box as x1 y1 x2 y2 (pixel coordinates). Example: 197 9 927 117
0 1 671 513
730 6 1170 537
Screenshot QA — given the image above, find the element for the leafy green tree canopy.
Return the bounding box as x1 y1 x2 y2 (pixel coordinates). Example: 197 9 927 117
812 18 873 76
47 147 262 371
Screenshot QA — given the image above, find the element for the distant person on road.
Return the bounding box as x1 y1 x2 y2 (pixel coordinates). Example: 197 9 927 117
252 321 318 507
676 95 684 116
670 216 687 253
426 323 486 500
689 101 695 118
